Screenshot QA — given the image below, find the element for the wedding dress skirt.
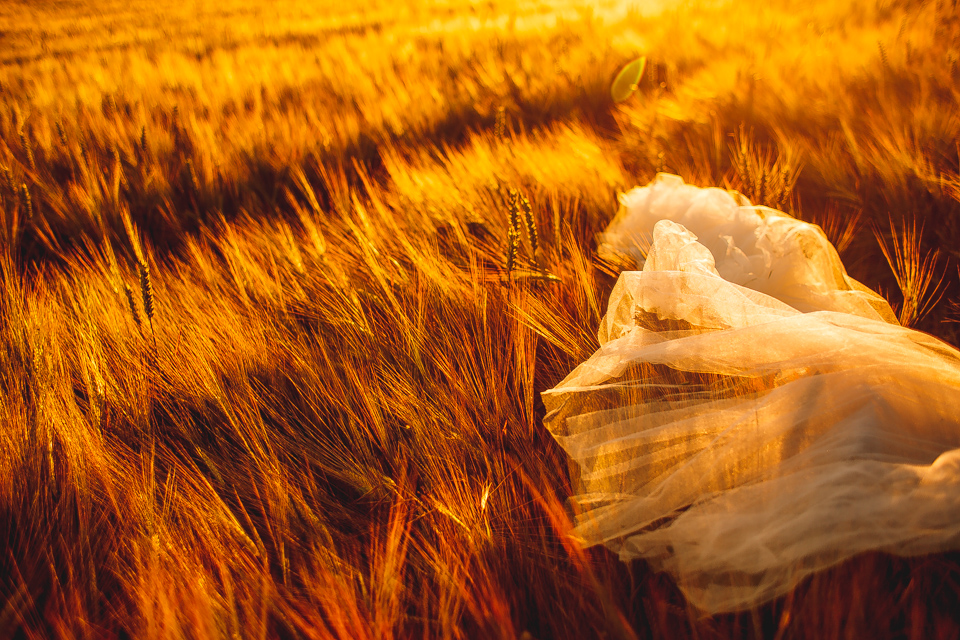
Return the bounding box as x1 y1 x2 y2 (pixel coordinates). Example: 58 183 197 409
542 174 960 614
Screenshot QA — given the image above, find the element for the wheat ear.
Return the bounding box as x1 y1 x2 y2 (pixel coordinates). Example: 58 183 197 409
2 164 14 195
19 126 36 172
20 184 32 220
506 188 521 278
137 260 156 347
495 106 506 144
56 120 68 148
517 191 538 268
124 283 143 331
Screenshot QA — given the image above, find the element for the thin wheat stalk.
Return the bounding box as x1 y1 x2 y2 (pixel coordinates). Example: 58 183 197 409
1 164 15 195
20 184 32 220
874 218 947 327
517 192 538 269
506 189 521 279
19 126 36 172
56 120 68 149
124 282 143 332
137 260 157 349
185 159 200 197
494 106 506 144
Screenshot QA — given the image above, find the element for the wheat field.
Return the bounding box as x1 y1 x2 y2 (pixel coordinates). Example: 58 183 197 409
1 0 959 638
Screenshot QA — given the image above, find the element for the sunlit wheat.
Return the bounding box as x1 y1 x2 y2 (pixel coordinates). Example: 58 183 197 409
0 0 958 638
874 217 948 327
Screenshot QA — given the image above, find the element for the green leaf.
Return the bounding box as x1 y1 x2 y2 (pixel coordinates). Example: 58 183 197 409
611 56 647 103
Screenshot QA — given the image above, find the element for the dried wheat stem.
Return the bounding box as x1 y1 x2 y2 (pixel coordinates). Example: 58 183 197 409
506 189 520 277
137 260 156 347
56 120 68 148
19 127 36 172
137 262 154 320
124 282 143 331
495 106 506 144
2 164 14 195
518 191 539 268
185 159 200 194
20 184 32 220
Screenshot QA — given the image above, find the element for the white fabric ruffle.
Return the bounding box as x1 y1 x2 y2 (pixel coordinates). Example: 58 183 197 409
543 173 960 614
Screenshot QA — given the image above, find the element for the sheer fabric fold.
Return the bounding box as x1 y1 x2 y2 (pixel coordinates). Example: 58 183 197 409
543 173 960 614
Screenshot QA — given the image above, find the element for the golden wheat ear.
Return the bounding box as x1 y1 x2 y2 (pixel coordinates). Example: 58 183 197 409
16 115 36 172
494 105 506 144
136 260 157 349
874 218 947 327
1 164 15 195
55 120 68 148
505 188 521 279
137 261 154 323
124 282 143 332
20 184 32 220
517 191 538 269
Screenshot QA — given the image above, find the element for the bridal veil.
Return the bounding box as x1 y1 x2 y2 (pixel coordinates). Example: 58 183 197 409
542 174 960 614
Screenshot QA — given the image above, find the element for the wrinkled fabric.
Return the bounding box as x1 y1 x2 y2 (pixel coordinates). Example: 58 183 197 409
543 173 960 614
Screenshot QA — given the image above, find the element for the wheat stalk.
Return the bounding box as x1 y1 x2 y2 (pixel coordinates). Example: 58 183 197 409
506 188 520 278
137 260 157 348
20 183 32 220
124 282 143 331
875 218 947 327
2 164 14 195
55 120 68 148
185 158 200 195
494 106 506 144
517 191 539 269
730 125 798 209
878 41 891 71
19 126 36 172
111 147 122 205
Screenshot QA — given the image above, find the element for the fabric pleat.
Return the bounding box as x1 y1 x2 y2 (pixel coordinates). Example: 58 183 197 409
543 173 960 614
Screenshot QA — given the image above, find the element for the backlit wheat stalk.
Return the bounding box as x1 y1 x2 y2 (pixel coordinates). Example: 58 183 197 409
1 1 959 637
21 183 32 220
56 120 68 148
517 191 539 269
124 282 143 332
875 218 947 327
19 126 36 173
730 124 799 210
137 260 156 347
506 188 520 277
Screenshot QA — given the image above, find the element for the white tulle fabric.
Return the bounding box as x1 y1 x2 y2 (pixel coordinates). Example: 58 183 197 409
542 174 960 614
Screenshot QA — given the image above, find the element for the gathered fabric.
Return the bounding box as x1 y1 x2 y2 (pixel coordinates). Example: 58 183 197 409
542 173 960 614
